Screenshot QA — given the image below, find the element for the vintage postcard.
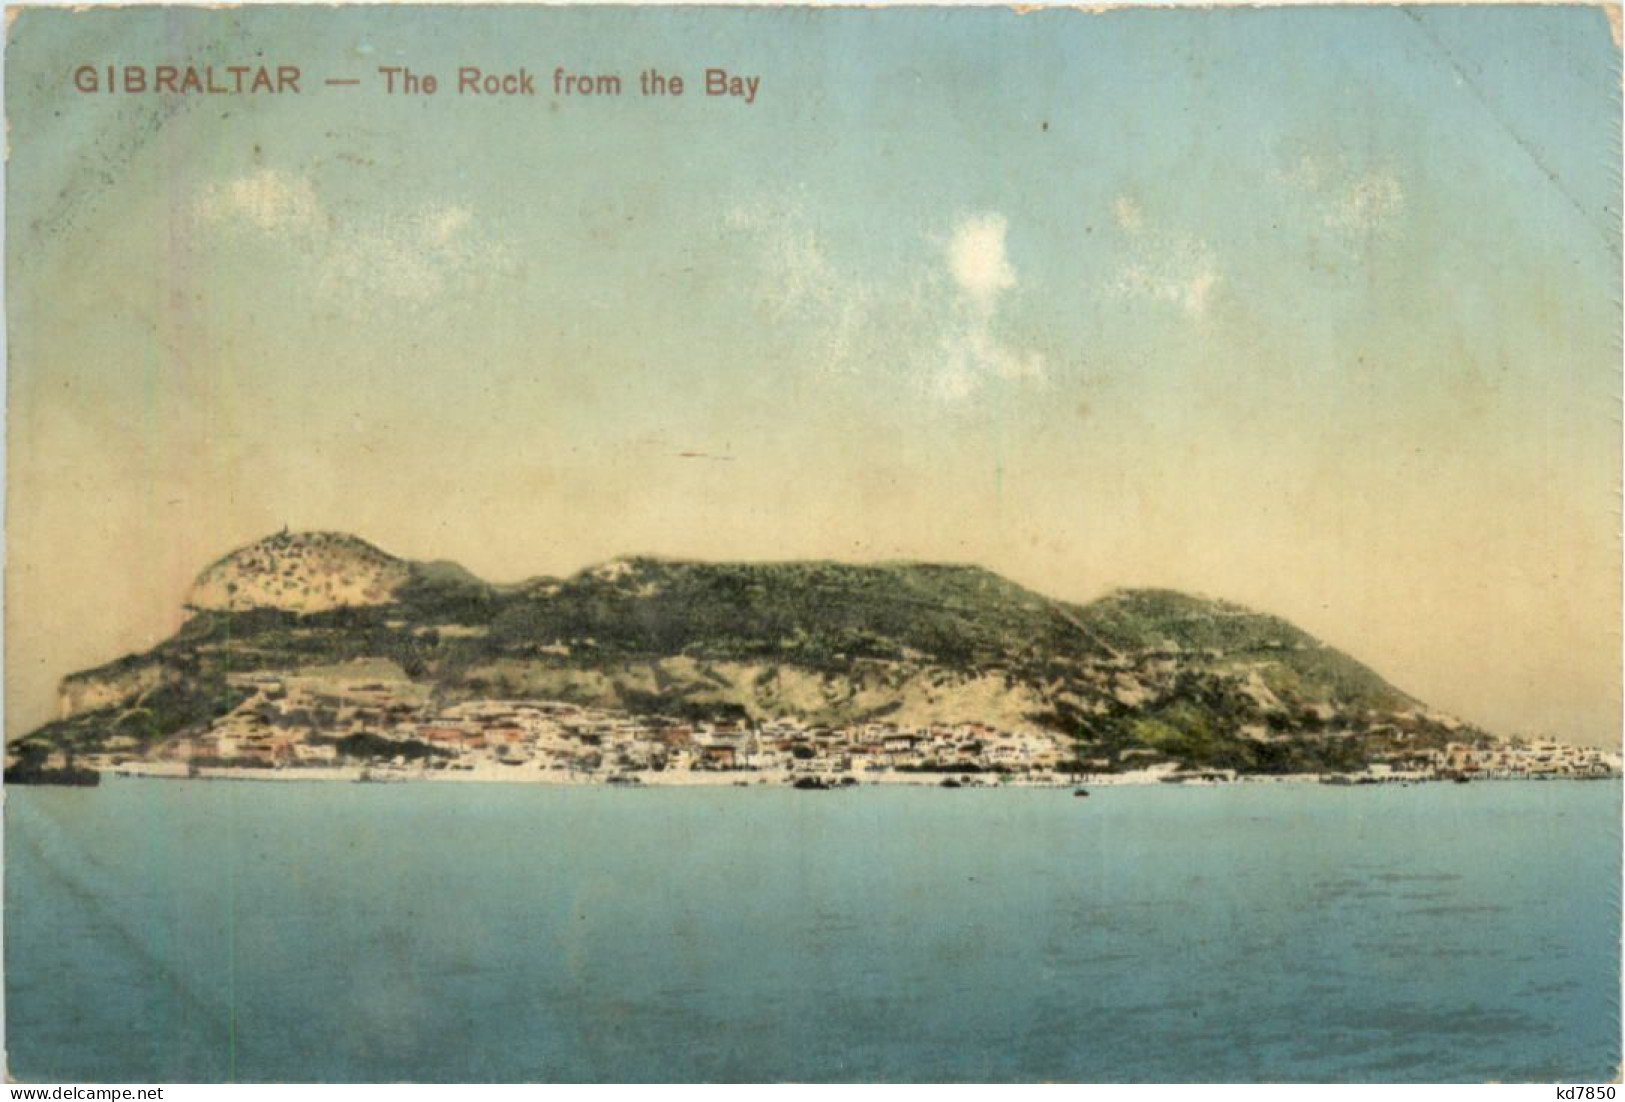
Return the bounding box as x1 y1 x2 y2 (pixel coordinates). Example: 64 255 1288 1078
3 2 1620 1084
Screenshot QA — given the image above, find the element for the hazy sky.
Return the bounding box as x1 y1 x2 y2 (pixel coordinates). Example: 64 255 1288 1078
5 5 1620 745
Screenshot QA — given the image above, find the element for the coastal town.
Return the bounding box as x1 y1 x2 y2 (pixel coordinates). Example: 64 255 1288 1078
24 666 1620 788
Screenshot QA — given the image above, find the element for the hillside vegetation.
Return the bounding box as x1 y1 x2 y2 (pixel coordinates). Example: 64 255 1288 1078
14 531 1476 775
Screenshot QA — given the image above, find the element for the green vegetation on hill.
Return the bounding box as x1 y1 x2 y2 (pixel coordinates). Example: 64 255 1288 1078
24 672 252 755
486 558 1106 669
1078 588 1308 652
10 532 1473 775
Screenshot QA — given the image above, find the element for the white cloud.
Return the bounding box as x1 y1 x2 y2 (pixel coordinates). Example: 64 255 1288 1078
425 204 473 246
725 199 880 378
1278 152 1406 237
725 201 850 320
1109 201 1221 321
194 170 511 307
946 213 1017 310
726 201 1043 402
1116 245 1220 320
199 169 321 233
939 324 1044 392
1112 196 1145 234
933 212 1045 399
1324 171 1405 234
1280 153 1325 194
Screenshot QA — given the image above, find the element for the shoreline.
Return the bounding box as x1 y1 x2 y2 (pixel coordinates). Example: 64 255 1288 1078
66 761 1618 789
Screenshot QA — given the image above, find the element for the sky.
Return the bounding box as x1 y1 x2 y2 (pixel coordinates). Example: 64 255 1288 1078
5 5 1621 745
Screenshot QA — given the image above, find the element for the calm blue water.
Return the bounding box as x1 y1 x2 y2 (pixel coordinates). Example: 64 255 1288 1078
5 778 1619 1082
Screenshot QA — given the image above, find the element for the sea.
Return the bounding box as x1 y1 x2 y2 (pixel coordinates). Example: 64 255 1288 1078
4 777 1620 1083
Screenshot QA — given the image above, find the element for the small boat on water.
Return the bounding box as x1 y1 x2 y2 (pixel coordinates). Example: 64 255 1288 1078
1073 788 1090 798
939 778 962 789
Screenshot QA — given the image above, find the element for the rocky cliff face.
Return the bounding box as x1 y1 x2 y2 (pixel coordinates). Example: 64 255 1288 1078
58 659 171 720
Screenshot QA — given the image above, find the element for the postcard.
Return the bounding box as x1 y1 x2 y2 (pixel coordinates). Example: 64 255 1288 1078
4 2 1620 1083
